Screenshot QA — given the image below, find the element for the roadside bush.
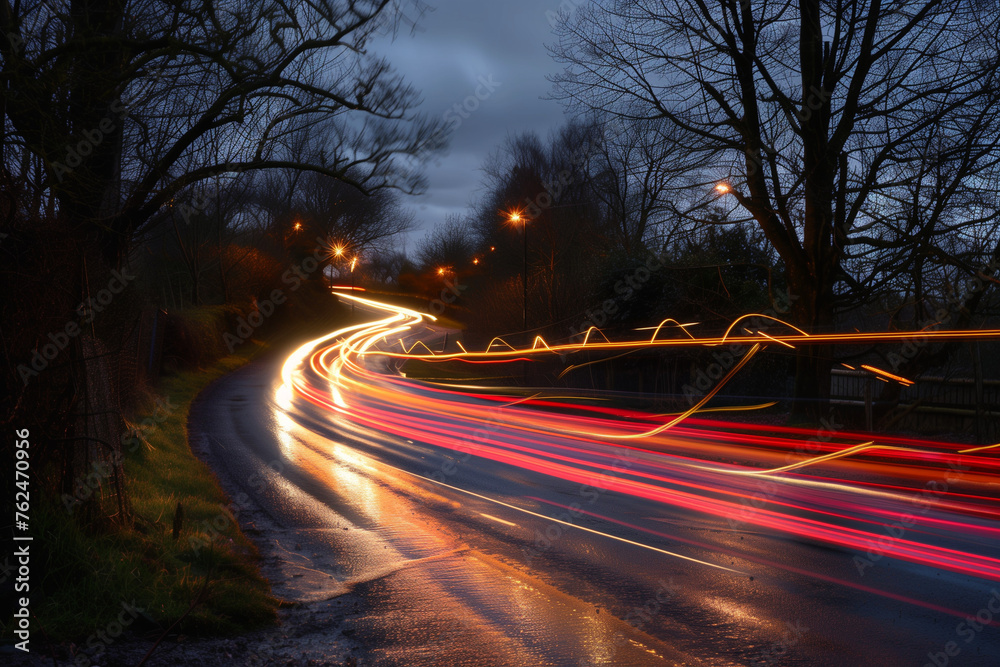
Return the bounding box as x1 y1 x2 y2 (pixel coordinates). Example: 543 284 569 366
161 305 242 372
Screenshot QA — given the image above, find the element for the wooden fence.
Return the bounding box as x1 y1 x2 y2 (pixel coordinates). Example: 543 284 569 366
830 369 1000 439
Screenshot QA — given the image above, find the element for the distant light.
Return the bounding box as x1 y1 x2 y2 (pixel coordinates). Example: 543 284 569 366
473 258 479 265
293 222 302 231
715 183 731 194
333 245 345 257
350 257 358 272
490 246 495 252
437 267 445 275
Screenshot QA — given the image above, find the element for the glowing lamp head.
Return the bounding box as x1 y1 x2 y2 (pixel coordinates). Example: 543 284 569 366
715 183 731 194
333 245 345 257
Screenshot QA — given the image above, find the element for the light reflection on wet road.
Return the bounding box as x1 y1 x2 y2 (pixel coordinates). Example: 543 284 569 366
190 296 1000 666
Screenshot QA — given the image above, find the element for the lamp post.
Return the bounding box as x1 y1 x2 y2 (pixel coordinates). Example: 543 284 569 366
331 244 345 291
350 256 358 311
509 211 527 331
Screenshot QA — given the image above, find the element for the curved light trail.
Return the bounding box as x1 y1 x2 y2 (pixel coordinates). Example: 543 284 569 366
278 292 1000 592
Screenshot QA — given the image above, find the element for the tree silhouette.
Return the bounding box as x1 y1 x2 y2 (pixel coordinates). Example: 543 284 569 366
550 0 1000 413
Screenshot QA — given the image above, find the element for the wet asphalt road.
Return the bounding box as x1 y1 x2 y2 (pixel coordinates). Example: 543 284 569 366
189 326 1000 667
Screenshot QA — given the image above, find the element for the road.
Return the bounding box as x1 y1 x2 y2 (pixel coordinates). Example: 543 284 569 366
190 294 1000 666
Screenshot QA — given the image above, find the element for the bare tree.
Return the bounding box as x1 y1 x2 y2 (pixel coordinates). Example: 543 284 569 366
1 0 443 509
550 0 1000 412
365 250 411 285
587 117 679 257
465 125 606 336
293 169 415 253
416 214 477 271
3 0 443 262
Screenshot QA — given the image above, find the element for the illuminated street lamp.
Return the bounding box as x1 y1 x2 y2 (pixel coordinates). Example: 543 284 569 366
326 243 347 288
715 182 731 194
349 255 359 311
508 211 528 331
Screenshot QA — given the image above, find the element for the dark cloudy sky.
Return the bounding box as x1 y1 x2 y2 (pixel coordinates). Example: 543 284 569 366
372 0 572 251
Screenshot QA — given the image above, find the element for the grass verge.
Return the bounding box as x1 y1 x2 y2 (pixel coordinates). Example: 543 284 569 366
29 344 279 645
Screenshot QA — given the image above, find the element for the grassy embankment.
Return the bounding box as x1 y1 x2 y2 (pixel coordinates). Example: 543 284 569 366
28 295 350 645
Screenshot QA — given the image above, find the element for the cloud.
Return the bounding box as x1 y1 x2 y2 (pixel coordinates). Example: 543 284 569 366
371 0 569 248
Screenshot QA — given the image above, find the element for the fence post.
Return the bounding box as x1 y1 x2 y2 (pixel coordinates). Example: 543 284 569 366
864 376 873 432
972 341 984 442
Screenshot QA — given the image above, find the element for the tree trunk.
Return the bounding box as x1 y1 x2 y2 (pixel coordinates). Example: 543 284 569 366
788 262 835 419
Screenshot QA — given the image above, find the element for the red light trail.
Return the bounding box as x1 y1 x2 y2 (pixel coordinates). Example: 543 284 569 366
278 293 1000 594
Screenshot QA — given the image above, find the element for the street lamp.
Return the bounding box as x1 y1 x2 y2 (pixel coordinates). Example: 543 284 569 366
328 244 346 289
715 182 731 194
508 211 528 331
350 256 358 310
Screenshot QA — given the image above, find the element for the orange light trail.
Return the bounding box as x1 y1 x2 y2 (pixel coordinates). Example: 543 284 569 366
278 292 1000 589
860 364 915 386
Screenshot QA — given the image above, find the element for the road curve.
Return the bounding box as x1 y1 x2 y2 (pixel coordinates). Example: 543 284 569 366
190 294 1000 666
